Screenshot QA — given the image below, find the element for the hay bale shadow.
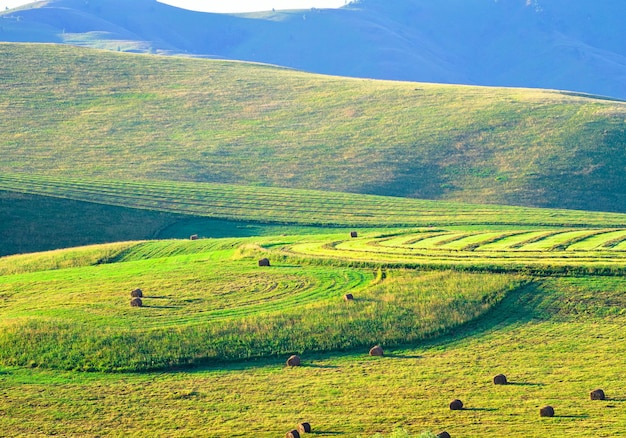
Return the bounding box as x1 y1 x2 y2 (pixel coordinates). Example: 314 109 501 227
508 381 545 387
384 353 423 359
141 305 181 309
300 363 339 369
554 414 589 419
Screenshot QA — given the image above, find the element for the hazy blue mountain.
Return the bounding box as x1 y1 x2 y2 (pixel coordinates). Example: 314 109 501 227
1 0 625 98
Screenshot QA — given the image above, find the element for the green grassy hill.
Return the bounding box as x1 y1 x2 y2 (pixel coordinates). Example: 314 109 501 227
1 43 625 215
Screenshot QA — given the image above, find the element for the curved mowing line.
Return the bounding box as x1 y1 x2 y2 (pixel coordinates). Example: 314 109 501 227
283 231 626 271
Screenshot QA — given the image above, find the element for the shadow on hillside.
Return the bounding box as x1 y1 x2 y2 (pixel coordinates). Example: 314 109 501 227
414 281 543 351
555 414 589 419
507 381 545 387
143 305 180 309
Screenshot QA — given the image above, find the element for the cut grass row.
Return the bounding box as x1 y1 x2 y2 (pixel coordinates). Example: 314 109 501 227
280 229 626 275
2 173 626 228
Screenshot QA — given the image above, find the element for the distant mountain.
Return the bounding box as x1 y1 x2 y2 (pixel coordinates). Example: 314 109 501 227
1 0 625 98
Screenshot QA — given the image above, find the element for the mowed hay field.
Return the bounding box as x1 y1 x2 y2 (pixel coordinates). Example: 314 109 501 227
0 232 626 436
2 41 626 437
1 43 626 213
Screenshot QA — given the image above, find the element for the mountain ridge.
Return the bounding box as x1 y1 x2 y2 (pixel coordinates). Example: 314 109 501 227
1 0 625 98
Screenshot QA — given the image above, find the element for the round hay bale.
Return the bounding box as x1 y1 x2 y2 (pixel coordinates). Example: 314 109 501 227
286 355 301 367
130 288 143 298
590 389 606 400
493 374 508 385
297 422 311 433
258 258 271 267
540 405 555 417
369 345 384 357
449 399 464 410
344 293 354 301
437 432 451 438
285 430 300 438
350 231 358 238
130 297 143 307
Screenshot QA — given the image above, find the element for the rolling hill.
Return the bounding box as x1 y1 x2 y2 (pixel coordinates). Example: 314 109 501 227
1 0 625 99
1 43 625 211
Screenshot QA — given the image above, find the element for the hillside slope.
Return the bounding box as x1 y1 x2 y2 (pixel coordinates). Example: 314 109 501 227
1 43 625 214
0 0 625 99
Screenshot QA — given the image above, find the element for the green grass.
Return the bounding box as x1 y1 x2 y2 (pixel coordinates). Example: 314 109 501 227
0 274 624 437
282 228 626 275
2 173 626 231
0 238 520 372
2 42 626 437
1 43 626 214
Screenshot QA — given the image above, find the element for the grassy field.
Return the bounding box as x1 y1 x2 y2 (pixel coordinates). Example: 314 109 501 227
1 43 626 214
2 42 626 437
0 265 624 437
0 237 521 372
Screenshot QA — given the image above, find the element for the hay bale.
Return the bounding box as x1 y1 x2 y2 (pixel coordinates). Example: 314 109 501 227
190 234 199 240
437 432 451 438
449 399 464 410
130 297 143 307
369 345 384 357
286 355 301 367
344 293 354 301
297 422 311 433
590 389 606 400
493 374 508 385
350 231 358 238
130 288 143 298
540 405 554 417
285 430 300 438
258 258 271 267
